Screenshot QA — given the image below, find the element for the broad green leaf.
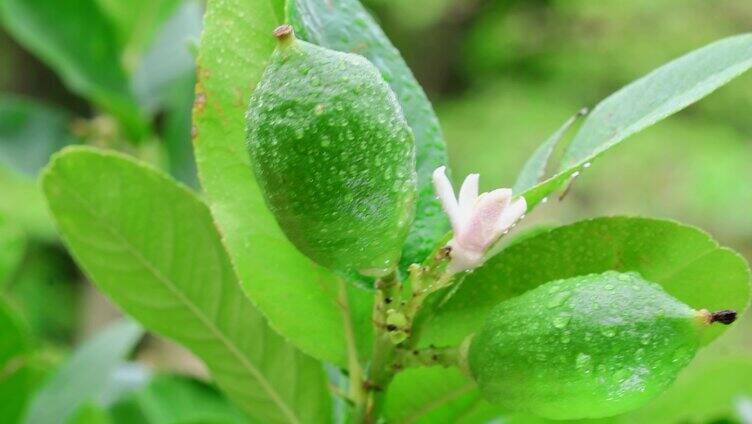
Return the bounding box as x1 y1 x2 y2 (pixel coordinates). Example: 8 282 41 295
622 356 752 424
42 147 331 423
520 33 752 210
162 72 199 187
132 1 202 186
385 367 499 424
506 356 752 424
420 217 751 348
0 213 25 289
0 96 76 176
0 0 145 137
131 1 203 112
4 242 79 343
110 375 252 424
94 0 182 70
512 110 584 194
23 319 143 424
288 0 450 267
0 300 35 424
192 0 372 366
0 167 54 240
67 403 113 424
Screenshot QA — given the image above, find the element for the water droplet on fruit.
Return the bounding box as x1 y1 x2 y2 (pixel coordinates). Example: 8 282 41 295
575 353 592 373
553 314 570 329
547 291 570 308
602 328 616 338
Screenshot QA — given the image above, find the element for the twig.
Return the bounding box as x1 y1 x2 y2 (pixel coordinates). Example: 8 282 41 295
337 277 365 404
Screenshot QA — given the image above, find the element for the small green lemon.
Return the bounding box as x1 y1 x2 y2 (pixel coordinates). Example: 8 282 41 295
246 26 416 277
467 270 736 419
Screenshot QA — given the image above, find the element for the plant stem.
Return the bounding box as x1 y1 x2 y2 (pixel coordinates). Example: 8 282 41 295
337 278 365 405
358 270 401 422
357 248 455 422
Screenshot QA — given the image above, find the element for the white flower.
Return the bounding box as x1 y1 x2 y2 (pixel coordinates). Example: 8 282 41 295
432 166 527 273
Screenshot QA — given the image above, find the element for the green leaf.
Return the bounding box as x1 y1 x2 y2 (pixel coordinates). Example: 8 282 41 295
288 0 450 267
0 0 145 137
0 96 76 176
67 403 113 424
622 356 752 424
419 217 751 349
0 167 55 241
521 33 752 209
0 300 35 424
385 367 499 424
507 354 752 423
161 72 199 187
4 242 79 343
42 147 332 423
512 109 585 194
94 0 182 70
0 213 25 289
192 0 372 366
131 1 202 112
110 375 252 424
132 2 202 186
23 319 143 424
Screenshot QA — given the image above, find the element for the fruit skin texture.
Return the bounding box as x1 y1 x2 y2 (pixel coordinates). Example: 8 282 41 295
246 30 416 277
468 271 704 420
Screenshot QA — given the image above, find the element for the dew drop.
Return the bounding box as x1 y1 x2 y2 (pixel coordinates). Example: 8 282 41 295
602 328 616 338
553 314 570 329
547 291 570 308
576 353 592 373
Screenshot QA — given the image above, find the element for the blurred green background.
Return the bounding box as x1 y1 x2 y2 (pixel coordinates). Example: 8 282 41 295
1 0 751 423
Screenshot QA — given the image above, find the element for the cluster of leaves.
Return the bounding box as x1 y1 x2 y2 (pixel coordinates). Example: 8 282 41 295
1 0 752 423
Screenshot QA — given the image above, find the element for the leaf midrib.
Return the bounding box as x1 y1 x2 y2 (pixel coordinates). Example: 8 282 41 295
54 174 301 424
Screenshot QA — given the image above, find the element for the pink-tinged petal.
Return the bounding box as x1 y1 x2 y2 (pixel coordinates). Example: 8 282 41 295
458 173 479 221
455 188 512 252
432 166 461 231
496 197 527 233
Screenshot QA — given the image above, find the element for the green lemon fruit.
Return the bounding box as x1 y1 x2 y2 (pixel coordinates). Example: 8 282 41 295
246 25 416 277
467 270 737 419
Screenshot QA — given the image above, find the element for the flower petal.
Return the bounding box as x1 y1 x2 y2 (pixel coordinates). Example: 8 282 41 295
496 196 527 232
432 166 462 231
458 173 479 222
456 188 512 251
